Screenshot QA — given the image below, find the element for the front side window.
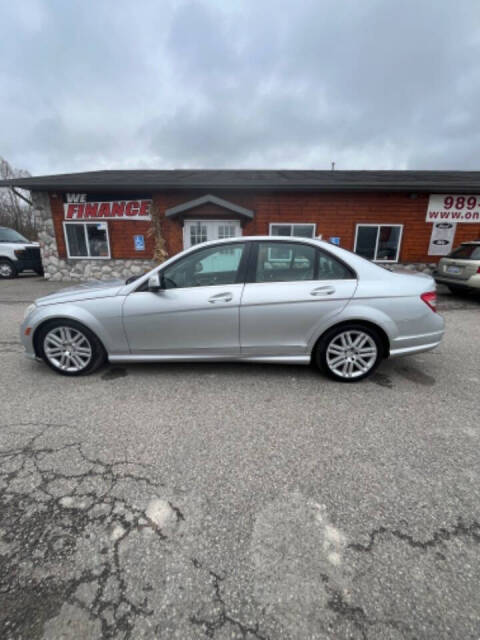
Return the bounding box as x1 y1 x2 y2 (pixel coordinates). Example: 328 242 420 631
270 223 316 238
162 243 245 288
64 222 110 258
354 225 402 262
255 242 316 282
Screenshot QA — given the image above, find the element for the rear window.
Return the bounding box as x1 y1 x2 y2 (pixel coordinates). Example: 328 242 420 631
448 244 480 260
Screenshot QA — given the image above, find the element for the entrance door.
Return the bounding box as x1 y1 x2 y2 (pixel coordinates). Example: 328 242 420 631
184 220 242 248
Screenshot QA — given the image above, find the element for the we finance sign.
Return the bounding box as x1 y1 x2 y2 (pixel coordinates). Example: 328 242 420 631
64 194 152 221
426 194 480 223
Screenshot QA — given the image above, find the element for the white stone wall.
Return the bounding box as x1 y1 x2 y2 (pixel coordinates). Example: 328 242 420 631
32 191 155 281
384 262 437 275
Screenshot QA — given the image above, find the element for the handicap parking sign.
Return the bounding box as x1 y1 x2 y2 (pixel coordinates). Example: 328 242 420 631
134 235 145 251
329 236 340 246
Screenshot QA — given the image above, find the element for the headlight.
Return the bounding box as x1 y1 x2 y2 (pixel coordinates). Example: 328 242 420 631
23 303 36 320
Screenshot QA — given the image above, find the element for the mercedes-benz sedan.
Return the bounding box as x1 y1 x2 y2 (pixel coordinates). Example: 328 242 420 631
21 236 444 382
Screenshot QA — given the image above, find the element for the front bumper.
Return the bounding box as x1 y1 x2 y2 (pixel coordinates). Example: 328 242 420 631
20 316 37 359
15 257 43 272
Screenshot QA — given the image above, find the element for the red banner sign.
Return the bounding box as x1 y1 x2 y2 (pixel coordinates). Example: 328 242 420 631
64 199 152 221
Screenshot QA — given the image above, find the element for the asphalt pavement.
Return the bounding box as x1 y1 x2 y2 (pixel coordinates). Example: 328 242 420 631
0 275 479 639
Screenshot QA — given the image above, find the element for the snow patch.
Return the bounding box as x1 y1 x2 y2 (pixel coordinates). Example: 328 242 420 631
316 504 347 566
111 524 126 542
145 498 174 528
59 496 86 509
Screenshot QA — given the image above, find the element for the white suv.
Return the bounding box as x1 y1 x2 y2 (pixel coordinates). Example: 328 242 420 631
0 226 43 278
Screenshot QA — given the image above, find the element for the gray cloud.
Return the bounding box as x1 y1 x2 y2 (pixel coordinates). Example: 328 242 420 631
1 0 480 175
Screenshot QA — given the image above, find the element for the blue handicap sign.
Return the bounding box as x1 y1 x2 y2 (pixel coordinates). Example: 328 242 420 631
134 235 145 251
329 236 340 246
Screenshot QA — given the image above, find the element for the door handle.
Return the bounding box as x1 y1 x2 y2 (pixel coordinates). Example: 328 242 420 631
310 286 336 296
208 292 233 303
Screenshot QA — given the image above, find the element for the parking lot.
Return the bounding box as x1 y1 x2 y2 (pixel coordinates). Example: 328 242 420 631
1 275 479 640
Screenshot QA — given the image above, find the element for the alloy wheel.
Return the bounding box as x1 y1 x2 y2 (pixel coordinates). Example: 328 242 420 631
326 330 378 379
0 262 14 277
43 326 92 373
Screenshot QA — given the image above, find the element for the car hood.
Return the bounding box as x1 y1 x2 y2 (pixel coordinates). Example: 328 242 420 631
35 279 125 306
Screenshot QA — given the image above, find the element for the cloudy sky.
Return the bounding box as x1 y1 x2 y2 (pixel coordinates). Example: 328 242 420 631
1 0 480 176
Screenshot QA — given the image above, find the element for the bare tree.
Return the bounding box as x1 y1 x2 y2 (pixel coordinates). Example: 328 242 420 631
0 157 37 239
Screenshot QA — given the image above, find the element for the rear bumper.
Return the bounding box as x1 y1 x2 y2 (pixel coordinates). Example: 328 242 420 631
434 273 480 290
389 336 443 358
389 311 445 358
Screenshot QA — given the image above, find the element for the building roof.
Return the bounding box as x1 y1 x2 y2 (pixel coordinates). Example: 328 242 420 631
3 169 480 193
165 194 254 219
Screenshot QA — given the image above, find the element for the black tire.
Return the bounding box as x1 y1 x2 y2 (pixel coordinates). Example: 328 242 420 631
315 323 384 382
36 319 106 376
447 285 469 296
34 268 44 276
0 259 17 279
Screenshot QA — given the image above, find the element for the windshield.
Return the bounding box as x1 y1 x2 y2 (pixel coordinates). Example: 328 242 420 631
448 244 480 260
0 228 29 243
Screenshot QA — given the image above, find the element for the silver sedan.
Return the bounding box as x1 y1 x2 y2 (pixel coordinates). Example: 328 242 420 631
21 236 445 382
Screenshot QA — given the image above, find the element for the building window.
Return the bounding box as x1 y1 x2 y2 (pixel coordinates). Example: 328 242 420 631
269 223 316 238
354 224 403 262
64 222 110 259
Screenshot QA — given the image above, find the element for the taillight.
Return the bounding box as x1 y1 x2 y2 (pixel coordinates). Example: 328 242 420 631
477 266 480 274
421 291 437 312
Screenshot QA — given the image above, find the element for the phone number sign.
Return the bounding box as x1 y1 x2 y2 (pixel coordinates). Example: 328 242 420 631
426 194 480 223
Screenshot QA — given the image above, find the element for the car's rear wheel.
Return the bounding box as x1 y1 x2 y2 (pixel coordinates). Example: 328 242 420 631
37 320 106 376
0 260 17 279
315 324 383 382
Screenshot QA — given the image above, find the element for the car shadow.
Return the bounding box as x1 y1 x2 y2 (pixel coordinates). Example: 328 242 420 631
100 360 318 381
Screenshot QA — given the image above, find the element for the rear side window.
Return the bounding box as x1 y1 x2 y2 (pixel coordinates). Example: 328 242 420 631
255 242 316 282
317 249 355 280
448 244 480 260
254 242 355 283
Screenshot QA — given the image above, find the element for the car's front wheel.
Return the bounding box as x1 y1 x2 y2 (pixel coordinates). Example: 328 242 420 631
0 259 17 279
37 320 106 376
315 324 383 382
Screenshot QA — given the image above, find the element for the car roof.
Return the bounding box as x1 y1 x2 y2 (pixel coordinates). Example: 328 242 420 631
461 240 480 245
193 235 326 246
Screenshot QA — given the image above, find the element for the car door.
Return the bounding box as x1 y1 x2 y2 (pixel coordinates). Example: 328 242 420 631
122 242 248 355
240 241 357 356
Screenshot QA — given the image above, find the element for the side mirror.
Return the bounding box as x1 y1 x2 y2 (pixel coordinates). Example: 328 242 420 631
148 273 162 291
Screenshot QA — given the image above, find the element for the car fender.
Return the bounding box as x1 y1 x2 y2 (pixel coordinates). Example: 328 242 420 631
306 300 397 353
0 244 19 262
27 299 128 355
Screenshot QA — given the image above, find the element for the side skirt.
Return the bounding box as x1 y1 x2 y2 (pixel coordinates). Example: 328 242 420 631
108 354 311 365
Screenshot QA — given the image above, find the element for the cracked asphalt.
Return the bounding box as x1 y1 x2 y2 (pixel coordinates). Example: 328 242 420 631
1 275 479 640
